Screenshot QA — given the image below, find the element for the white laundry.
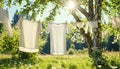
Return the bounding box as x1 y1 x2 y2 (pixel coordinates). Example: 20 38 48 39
47 23 70 55
77 22 84 29
89 21 93 33
91 21 98 28
0 8 13 37
85 22 90 34
112 17 120 28
85 21 98 34
19 18 42 53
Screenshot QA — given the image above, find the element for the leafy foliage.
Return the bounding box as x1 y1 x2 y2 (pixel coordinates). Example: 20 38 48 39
69 64 77 69
90 49 108 66
0 1 4 7
103 0 120 16
0 29 20 54
67 48 75 55
102 23 120 51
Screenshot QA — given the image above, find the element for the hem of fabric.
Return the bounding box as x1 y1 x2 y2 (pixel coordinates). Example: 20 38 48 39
19 47 39 53
51 53 65 55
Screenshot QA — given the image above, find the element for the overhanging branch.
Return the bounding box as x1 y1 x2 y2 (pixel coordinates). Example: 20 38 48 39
89 0 94 20
77 6 91 20
74 0 91 20
71 11 81 22
71 11 93 54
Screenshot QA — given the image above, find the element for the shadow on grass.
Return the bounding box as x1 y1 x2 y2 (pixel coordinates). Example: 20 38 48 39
0 56 42 68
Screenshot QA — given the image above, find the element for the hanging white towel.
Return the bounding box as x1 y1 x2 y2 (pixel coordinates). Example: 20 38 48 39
0 8 13 37
47 23 70 55
19 18 42 53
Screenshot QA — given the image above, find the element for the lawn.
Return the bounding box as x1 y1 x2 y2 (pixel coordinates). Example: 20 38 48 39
0 52 120 69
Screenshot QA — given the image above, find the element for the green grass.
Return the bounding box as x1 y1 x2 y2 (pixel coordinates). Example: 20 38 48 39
0 52 120 69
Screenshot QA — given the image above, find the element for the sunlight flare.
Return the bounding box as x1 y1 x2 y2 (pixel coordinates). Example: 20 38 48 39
66 0 76 9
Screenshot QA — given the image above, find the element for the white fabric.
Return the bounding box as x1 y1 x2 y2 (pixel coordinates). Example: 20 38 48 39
48 23 70 55
19 18 42 53
112 17 120 28
72 22 84 29
85 21 98 34
77 22 84 29
72 23 77 29
0 8 13 37
91 21 98 28
85 22 90 34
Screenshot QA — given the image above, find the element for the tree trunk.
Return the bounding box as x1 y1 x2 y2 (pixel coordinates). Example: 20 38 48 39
94 0 103 50
71 0 103 55
71 11 93 55
80 28 93 55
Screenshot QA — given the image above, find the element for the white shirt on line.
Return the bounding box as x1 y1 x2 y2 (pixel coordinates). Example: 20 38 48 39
47 23 70 55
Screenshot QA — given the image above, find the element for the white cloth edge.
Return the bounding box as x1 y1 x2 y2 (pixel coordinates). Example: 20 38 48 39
19 47 39 53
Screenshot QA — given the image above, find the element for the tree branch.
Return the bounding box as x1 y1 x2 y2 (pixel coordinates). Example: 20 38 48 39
71 11 93 55
77 6 91 20
89 0 94 20
71 11 81 22
74 0 91 20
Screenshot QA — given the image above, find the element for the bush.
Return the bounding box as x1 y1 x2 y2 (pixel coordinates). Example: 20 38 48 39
0 29 20 54
61 62 66 68
107 56 120 69
47 64 52 69
69 64 77 69
67 48 75 55
90 49 111 69
77 48 88 54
